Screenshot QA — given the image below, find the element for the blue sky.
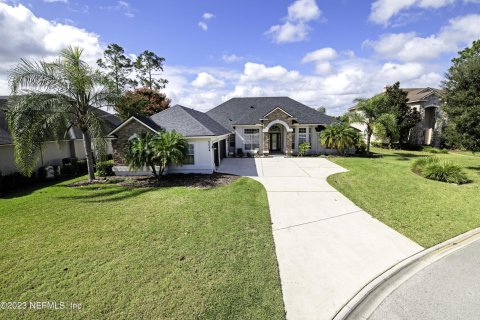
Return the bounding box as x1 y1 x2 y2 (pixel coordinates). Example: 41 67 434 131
0 0 479 114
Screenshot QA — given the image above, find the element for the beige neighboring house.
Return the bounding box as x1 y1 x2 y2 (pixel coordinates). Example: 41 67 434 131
349 87 444 147
0 96 121 175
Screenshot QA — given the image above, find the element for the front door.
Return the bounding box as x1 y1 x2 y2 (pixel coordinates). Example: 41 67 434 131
269 133 281 151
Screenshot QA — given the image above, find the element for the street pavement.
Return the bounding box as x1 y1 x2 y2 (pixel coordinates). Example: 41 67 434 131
369 238 480 320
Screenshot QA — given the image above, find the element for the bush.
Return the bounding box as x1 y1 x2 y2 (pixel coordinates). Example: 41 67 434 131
96 160 114 177
298 142 311 156
77 160 88 174
423 146 448 154
412 156 469 184
423 161 469 184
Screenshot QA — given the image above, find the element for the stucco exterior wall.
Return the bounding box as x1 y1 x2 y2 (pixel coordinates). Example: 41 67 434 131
409 95 443 147
168 139 215 174
234 125 263 154
111 119 221 175
0 139 94 175
0 145 16 175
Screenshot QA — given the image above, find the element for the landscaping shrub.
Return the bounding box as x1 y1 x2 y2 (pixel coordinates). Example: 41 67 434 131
298 141 311 156
412 156 469 184
96 160 115 177
422 161 469 184
423 146 449 154
77 160 88 174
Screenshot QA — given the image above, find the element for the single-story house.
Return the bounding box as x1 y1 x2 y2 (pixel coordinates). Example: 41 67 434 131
349 87 443 146
0 96 121 175
108 97 337 175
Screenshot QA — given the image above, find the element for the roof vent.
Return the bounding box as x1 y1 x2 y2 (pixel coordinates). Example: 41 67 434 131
250 105 255 109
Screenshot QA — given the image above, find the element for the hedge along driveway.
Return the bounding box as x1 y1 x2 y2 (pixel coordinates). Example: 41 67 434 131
328 148 480 248
0 178 285 320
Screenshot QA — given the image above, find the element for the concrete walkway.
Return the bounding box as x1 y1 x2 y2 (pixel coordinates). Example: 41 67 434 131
217 157 423 320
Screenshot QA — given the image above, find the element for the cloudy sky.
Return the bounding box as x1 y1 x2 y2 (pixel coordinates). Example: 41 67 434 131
0 0 479 115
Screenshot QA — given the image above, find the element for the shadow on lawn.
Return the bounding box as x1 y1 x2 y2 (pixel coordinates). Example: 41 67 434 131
57 185 155 203
1 176 79 199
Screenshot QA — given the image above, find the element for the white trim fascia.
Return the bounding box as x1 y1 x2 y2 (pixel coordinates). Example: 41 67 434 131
263 119 293 132
107 116 158 136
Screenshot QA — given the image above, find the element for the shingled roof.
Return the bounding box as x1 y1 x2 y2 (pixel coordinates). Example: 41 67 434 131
403 87 441 103
148 105 231 137
207 97 337 130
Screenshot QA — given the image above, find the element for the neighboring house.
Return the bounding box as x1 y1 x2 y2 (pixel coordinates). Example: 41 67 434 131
108 97 337 175
404 88 444 146
0 96 121 175
349 87 443 147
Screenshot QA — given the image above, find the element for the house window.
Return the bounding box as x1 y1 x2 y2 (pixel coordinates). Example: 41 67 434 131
298 128 307 145
185 143 195 164
244 128 260 150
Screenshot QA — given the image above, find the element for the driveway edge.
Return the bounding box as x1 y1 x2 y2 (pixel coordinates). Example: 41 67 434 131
333 227 480 320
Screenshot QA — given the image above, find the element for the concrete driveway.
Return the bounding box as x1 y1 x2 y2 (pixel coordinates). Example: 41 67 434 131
217 157 422 320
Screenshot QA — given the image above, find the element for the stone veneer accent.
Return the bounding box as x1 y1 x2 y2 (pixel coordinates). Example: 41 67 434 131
262 108 294 156
111 120 154 165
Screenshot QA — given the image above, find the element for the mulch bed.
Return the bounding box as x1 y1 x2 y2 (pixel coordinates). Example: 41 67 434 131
68 173 240 189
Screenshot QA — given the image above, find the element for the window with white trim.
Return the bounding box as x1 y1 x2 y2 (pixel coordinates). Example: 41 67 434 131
185 143 195 164
298 128 307 145
244 128 260 150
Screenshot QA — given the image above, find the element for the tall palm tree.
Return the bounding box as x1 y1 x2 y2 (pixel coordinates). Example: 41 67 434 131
126 131 188 180
349 94 396 154
8 46 113 181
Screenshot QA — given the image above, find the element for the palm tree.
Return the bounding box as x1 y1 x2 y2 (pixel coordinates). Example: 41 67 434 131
8 46 113 181
319 123 358 156
348 94 396 154
125 131 188 180
125 132 160 178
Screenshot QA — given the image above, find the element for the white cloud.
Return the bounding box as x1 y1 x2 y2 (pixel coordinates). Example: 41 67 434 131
191 72 225 88
302 48 338 74
202 12 215 20
365 14 480 61
266 0 322 43
117 1 135 18
198 12 215 31
0 3 103 94
44 0 68 3
198 21 208 31
369 0 480 25
288 0 321 21
222 54 244 63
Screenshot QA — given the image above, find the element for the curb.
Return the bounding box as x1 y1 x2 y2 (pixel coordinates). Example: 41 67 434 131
332 227 480 320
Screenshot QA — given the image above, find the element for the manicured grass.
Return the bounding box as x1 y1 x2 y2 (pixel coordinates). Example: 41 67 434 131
0 178 285 319
328 148 480 248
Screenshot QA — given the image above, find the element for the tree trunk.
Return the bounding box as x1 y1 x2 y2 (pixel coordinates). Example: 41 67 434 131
367 133 372 155
149 162 158 180
82 130 96 181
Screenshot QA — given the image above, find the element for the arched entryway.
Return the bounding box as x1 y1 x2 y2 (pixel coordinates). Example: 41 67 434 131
423 106 437 145
268 124 283 153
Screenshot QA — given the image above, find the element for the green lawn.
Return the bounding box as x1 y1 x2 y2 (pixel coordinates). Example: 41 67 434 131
0 178 285 320
328 148 480 248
